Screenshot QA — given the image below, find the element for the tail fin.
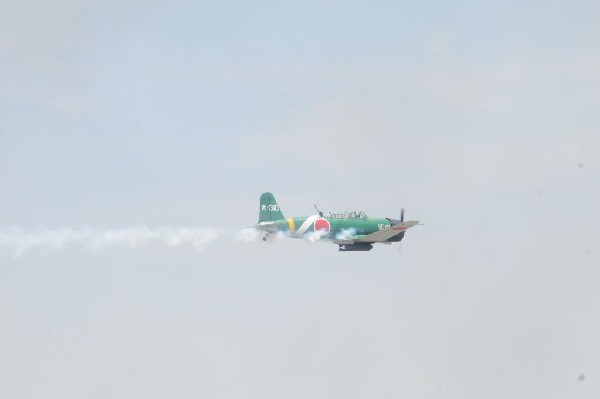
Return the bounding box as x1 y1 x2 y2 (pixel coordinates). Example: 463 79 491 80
259 192 285 222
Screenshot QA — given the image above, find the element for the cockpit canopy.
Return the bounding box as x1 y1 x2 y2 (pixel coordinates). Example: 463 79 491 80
324 211 367 219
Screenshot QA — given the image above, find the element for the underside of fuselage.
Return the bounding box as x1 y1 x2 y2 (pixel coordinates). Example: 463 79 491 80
336 231 405 251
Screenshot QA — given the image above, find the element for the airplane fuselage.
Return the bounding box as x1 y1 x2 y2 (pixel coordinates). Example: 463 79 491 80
258 215 400 241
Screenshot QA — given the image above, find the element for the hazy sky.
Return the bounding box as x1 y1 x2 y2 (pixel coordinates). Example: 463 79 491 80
1 1 599 398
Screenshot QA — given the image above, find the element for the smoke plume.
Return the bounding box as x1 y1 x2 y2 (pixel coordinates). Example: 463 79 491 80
0 225 341 257
0 226 226 257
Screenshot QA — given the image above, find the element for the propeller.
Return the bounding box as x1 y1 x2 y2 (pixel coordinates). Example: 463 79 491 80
398 208 405 254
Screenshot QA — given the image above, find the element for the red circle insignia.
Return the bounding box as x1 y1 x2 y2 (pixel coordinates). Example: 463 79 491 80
314 218 330 232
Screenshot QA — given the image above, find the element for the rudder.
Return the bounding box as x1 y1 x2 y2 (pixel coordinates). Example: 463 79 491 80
259 192 285 222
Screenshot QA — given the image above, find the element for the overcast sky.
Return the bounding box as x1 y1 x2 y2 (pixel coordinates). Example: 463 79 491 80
1 1 599 398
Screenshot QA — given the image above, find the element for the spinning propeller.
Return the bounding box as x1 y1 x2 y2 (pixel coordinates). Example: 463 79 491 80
398 208 405 254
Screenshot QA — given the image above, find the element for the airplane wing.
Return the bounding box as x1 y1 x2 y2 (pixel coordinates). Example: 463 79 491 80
353 221 419 243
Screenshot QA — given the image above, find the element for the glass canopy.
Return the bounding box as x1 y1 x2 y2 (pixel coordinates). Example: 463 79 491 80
324 211 367 219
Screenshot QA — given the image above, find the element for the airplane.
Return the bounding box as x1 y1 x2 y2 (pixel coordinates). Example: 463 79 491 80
249 192 419 251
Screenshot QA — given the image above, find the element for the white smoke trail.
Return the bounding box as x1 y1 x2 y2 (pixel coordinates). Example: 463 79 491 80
235 227 263 243
303 230 329 242
235 228 290 243
236 228 334 243
335 228 357 241
0 226 227 258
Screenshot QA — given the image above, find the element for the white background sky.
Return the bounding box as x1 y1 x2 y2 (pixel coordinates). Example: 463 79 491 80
1 1 599 398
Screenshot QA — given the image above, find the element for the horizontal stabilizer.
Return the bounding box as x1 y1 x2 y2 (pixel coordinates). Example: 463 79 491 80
253 221 279 233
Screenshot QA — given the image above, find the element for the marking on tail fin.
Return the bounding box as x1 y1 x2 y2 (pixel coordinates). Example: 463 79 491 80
259 192 284 222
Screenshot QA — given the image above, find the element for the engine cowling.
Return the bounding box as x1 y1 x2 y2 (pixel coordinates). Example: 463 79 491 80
385 218 406 242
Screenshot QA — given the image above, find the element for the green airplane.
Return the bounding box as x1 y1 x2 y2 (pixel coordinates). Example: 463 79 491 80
251 192 419 251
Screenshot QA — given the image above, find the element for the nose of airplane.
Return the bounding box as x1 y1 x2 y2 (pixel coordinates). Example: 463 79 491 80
387 218 403 226
387 208 405 226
